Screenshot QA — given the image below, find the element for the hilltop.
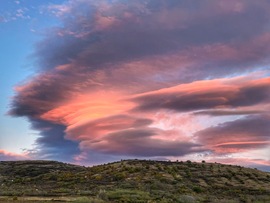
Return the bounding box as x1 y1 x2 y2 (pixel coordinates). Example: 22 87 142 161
0 160 269 202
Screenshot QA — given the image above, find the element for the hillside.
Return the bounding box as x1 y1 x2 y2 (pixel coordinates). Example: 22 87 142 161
0 160 269 203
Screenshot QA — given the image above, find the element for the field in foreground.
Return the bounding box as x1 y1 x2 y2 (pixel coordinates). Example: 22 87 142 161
0 159 269 203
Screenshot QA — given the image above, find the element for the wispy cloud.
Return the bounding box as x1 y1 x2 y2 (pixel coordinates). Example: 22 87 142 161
0 149 29 161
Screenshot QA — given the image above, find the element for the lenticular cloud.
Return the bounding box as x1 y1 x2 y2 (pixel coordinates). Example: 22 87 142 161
9 0 270 169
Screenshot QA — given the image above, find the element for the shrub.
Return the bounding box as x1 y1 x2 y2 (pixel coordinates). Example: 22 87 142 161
193 186 203 193
12 196 18 201
114 172 127 181
107 189 151 202
179 195 196 203
185 170 192 178
74 197 105 203
94 175 102 181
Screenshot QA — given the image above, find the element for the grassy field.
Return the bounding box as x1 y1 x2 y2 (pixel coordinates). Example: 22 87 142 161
0 160 269 202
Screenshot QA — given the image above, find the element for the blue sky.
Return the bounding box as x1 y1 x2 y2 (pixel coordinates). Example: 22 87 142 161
1 0 270 171
0 0 63 153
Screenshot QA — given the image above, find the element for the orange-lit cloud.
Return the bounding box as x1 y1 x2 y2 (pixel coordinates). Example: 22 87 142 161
15 75 268 162
8 0 270 169
132 77 270 112
195 115 270 154
0 149 29 161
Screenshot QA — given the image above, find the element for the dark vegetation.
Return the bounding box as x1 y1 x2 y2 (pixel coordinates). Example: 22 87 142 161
0 160 269 202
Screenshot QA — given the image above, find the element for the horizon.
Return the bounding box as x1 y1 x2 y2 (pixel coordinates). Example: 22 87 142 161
1 0 270 172
1 159 269 173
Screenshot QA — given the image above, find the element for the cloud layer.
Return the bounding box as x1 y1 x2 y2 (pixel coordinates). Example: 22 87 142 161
0 150 28 161
9 0 270 169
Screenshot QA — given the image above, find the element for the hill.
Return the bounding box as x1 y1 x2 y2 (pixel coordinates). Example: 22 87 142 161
0 159 269 202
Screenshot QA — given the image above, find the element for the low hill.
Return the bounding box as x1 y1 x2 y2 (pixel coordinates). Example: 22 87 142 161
0 159 269 202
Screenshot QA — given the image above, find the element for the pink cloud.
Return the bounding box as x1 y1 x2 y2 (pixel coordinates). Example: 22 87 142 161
206 157 270 171
8 0 270 165
0 149 29 161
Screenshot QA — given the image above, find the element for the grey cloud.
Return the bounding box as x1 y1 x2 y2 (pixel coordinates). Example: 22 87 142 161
11 0 270 119
29 119 80 162
37 0 270 73
9 0 270 163
86 128 202 157
133 79 270 112
194 110 264 116
195 115 270 149
66 115 153 140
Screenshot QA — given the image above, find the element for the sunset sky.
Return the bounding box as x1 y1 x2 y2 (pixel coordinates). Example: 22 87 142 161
1 0 270 171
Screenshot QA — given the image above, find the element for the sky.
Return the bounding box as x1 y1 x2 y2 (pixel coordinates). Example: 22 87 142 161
0 0 270 171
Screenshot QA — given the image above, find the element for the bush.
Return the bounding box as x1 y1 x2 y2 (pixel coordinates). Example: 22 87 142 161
113 172 127 181
179 195 196 203
74 197 105 203
193 186 203 193
107 189 151 202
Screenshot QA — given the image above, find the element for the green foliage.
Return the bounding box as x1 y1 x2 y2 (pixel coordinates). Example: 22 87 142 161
186 160 192 164
107 189 151 202
193 186 203 193
178 195 196 203
113 172 127 181
74 197 105 203
12 196 18 201
0 159 269 203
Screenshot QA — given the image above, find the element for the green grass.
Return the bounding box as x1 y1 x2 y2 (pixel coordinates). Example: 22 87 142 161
0 159 269 202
